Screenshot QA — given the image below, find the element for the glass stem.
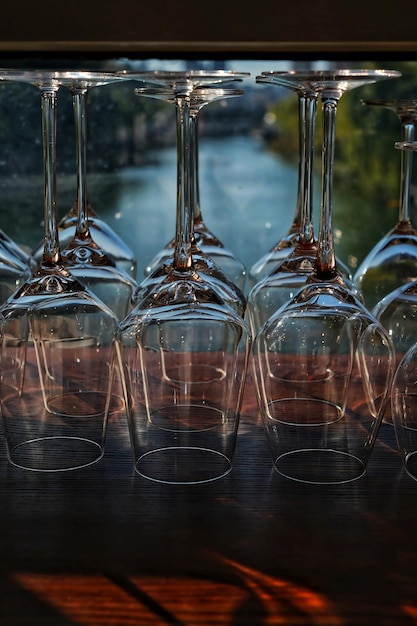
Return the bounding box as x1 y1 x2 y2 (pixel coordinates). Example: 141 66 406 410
398 120 415 223
190 109 202 226
317 94 338 276
299 93 317 245
73 88 90 238
295 94 306 236
174 94 193 271
41 88 61 266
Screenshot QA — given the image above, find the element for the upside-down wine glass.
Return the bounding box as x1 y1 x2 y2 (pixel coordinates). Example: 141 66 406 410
58 72 138 321
0 70 121 471
390 140 417 477
30 74 137 279
253 69 399 484
248 71 358 336
354 99 417 310
247 84 306 289
123 70 250 284
135 87 246 315
247 71 351 290
118 75 251 484
248 81 318 333
144 83 247 291
373 139 417 424
127 72 248 318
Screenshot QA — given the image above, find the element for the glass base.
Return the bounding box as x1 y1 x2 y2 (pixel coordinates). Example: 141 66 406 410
403 451 417 481
7 436 104 472
135 446 233 484
274 449 366 484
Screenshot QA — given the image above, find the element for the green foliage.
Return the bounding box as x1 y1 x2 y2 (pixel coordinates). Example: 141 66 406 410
267 93 300 162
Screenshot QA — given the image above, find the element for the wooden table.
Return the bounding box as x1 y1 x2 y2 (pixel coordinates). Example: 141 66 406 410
0 365 415 625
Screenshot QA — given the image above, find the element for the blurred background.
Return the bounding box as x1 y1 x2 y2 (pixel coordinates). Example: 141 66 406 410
0 57 414 282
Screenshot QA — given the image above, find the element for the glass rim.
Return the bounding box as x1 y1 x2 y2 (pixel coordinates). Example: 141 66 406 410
257 68 401 80
118 69 250 79
134 85 244 99
0 68 130 88
256 68 401 92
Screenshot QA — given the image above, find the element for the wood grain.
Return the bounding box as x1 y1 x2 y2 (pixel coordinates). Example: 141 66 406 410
0 361 414 624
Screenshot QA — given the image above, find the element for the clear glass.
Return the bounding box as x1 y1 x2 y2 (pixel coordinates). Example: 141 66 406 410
247 84 307 288
0 70 121 471
252 69 399 484
144 82 247 290
127 72 248 318
30 74 137 280
354 100 417 310
248 85 317 327
118 73 251 484
248 70 359 336
392 337 417 481
56 72 138 321
373 139 417 424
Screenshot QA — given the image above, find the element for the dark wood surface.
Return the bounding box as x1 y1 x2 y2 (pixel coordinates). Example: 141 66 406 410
0 364 416 625
2 0 417 55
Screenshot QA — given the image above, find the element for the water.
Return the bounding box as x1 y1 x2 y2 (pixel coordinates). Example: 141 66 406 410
108 134 303 279
0 133 322 281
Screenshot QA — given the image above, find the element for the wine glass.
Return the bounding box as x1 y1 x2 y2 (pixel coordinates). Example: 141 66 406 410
387 147 417 474
121 70 248 281
30 75 137 280
247 71 358 335
371 137 417 339
372 139 417 424
56 72 138 321
126 72 249 318
391 343 417 481
247 84 307 289
354 99 417 310
248 82 318 333
390 253 417 480
118 74 251 484
252 69 399 484
136 87 247 312
0 70 121 471
144 83 247 291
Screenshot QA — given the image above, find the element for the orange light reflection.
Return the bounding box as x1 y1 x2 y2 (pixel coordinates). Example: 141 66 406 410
13 562 342 626
402 603 417 623
220 557 343 625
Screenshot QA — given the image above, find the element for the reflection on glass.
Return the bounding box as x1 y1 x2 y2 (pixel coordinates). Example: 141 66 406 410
144 84 247 290
253 69 399 484
354 100 417 310
126 71 248 317
0 70 121 472
57 72 138 321
118 71 251 484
